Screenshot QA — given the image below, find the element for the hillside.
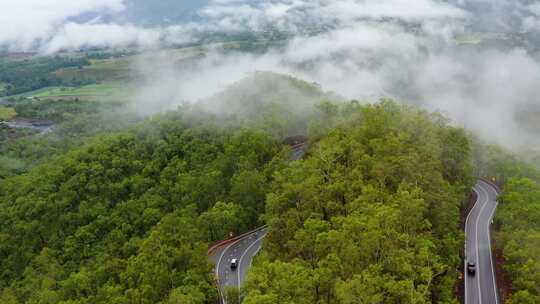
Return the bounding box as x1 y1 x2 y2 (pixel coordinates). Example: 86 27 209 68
199 71 343 136
0 91 477 303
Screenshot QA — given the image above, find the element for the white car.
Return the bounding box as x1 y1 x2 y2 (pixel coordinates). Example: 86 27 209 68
467 261 476 275
231 259 238 270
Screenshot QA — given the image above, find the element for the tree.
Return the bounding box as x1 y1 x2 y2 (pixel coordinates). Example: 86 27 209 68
199 202 241 242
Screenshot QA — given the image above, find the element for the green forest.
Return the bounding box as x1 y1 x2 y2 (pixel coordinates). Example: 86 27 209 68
0 109 286 303
0 70 539 303
0 96 476 303
0 56 93 96
472 141 540 303
242 101 473 303
497 178 540 304
474 146 540 304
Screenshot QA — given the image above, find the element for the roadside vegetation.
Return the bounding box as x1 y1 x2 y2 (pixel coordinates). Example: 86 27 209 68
0 110 287 304
468 140 540 304
243 100 474 303
2 67 540 303
474 143 540 303
0 74 478 304
497 179 540 303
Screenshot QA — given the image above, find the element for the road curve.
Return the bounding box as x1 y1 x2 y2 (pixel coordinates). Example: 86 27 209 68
214 228 268 294
210 144 306 301
465 180 499 304
212 177 500 303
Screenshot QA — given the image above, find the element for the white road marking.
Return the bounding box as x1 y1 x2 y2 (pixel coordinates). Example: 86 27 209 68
475 186 490 304
481 181 500 304
216 235 250 304
218 240 243 276
466 187 483 304
237 233 267 290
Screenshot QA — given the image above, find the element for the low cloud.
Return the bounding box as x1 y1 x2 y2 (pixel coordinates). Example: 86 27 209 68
0 0 125 51
4 0 540 151
0 0 469 52
43 23 161 53
130 1 540 151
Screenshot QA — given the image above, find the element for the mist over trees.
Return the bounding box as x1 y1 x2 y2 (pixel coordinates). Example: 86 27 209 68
1 69 540 303
2 0 540 302
243 100 473 303
0 86 479 303
0 110 285 303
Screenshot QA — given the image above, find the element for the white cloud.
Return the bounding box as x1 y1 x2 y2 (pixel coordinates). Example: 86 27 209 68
0 0 205 52
0 0 125 50
284 24 419 62
200 0 467 33
42 23 162 53
0 0 472 52
4 0 540 151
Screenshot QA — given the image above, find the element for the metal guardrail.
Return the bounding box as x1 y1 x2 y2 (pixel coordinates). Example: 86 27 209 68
207 225 268 256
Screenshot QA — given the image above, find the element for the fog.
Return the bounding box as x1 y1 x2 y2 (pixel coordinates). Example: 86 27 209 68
124 0 540 151
4 0 540 150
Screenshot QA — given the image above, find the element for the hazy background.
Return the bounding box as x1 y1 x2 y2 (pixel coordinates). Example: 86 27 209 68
3 0 540 150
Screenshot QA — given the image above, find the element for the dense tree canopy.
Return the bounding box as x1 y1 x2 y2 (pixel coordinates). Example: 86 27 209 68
0 86 501 304
243 100 474 303
496 178 540 303
0 111 287 303
0 57 92 96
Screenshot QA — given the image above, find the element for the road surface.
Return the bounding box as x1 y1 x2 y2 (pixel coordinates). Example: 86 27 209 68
209 144 306 300
465 180 499 304
212 175 500 303
213 227 268 294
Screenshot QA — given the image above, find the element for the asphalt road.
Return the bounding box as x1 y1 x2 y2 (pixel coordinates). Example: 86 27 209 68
212 176 501 303
210 144 306 301
465 180 499 304
214 227 268 294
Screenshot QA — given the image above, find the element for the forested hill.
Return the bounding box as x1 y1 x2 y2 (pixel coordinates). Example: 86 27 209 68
242 101 474 303
199 71 343 136
0 111 286 303
0 95 476 303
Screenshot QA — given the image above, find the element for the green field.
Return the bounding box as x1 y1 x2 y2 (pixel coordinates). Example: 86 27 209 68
0 106 16 120
32 83 121 97
55 58 132 82
8 83 129 102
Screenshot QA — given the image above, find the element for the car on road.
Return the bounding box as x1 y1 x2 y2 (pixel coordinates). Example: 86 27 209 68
467 261 476 275
231 259 238 270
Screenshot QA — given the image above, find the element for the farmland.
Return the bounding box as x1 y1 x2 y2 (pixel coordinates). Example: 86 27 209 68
17 83 128 101
0 106 16 120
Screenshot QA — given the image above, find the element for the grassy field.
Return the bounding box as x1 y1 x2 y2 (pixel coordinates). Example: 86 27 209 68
8 83 130 102
0 106 16 120
32 83 121 97
55 58 132 82
3 42 267 103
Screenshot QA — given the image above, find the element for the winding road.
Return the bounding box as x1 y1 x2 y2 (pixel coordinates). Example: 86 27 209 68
465 180 500 304
210 148 500 304
208 143 306 301
211 227 268 294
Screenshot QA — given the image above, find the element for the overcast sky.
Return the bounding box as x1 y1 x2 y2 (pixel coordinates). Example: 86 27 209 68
3 0 540 150
2 0 540 53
